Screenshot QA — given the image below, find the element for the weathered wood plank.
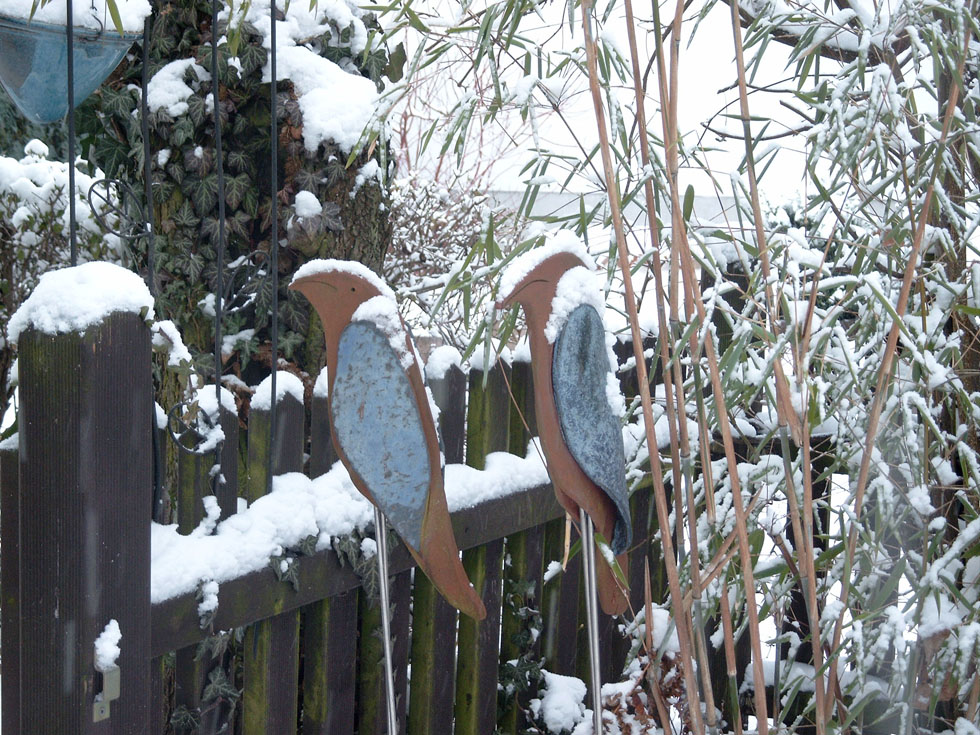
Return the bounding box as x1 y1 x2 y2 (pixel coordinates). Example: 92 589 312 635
357 569 411 735
151 656 170 735
406 362 465 735
174 395 240 734
242 388 304 735
301 384 353 735
15 314 152 733
308 380 337 478
301 589 358 734
1 438 21 735
151 481 561 656
455 361 509 735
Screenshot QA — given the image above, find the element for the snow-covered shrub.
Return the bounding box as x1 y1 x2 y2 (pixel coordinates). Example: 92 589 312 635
0 140 123 414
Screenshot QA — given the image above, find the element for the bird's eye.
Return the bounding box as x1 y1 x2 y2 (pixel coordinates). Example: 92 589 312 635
350 287 356 292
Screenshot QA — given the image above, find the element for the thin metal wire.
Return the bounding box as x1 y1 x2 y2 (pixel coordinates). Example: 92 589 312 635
580 509 603 735
373 506 399 734
66 0 77 266
267 0 279 494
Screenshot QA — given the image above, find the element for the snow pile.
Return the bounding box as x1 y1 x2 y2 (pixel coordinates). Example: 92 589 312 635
146 59 210 116
445 440 548 510
151 441 551 602
543 266 604 342
313 366 330 398
8 262 153 344
93 620 121 672
497 231 594 305
221 0 378 154
425 344 463 381
0 0 150 31
151 320 192 367
293 191 322 219
352 295 413 370
292 258 397 302
252 371 305 411
530 672 587 733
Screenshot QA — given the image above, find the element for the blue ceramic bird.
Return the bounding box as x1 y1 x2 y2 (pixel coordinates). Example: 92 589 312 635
497 243 631 614
291 259 486 621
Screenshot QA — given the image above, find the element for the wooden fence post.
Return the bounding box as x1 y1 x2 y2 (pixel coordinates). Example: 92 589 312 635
407 360 466 735
12 312 152 733
454 359 509 735
1 434 21 735
242 375 304 735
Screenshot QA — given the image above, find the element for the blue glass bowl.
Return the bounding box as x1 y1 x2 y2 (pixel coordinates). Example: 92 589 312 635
0 14 140 123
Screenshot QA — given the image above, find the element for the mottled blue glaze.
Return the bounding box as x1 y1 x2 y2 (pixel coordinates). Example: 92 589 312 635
0 15 139 124
552 304 632 554
333 321 429 551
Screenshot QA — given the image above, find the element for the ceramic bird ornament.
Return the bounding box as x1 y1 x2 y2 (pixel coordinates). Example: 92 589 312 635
497 240 632 616
290 259 486 622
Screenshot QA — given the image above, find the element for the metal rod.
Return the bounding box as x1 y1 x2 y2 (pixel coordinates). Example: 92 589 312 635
141 14 155 294
210 0 225 405
267 0 279 495
580 509 603 735
66 0 77 266
141 14 166 521
373 505 398 734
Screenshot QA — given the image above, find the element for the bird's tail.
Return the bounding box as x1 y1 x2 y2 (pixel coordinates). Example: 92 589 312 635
415 491 487 620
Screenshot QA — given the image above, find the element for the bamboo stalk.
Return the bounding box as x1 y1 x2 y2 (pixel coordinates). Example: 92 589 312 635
634 0 772 727
620 0 725 727
724 0 830 728
577 1 705 732
826 14 975 711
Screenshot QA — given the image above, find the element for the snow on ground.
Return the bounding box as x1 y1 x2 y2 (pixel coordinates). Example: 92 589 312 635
150 443 548 603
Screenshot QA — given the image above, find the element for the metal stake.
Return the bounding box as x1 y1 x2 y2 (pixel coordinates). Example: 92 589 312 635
374 505 398 734
580 509 603 735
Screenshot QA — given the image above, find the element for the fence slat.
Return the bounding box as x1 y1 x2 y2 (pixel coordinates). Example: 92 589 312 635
1 437 21 735
407 362 465 735
14 313 152 733
499 357 544 733
309 378 338 477
302 384 355 735
174 398 239 734
243 389 304 735
454 361 510 735
301 589 357 734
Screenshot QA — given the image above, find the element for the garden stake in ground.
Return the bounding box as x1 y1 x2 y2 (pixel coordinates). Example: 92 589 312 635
291 259 488 731
497 242 633 734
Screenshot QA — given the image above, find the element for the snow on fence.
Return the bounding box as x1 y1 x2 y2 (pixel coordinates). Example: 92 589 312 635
0 306 667 734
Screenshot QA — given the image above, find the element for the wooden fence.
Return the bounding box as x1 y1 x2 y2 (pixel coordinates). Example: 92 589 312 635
0 312 661 734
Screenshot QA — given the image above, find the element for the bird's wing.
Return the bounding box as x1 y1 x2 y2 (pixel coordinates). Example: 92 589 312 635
552 303 632 555
332 320 431 552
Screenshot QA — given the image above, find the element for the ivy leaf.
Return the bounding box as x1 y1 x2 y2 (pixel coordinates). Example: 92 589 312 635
173 201 200 229
202 667 240 704
225 173 250 210
239 42 266 76
192 174 219 214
